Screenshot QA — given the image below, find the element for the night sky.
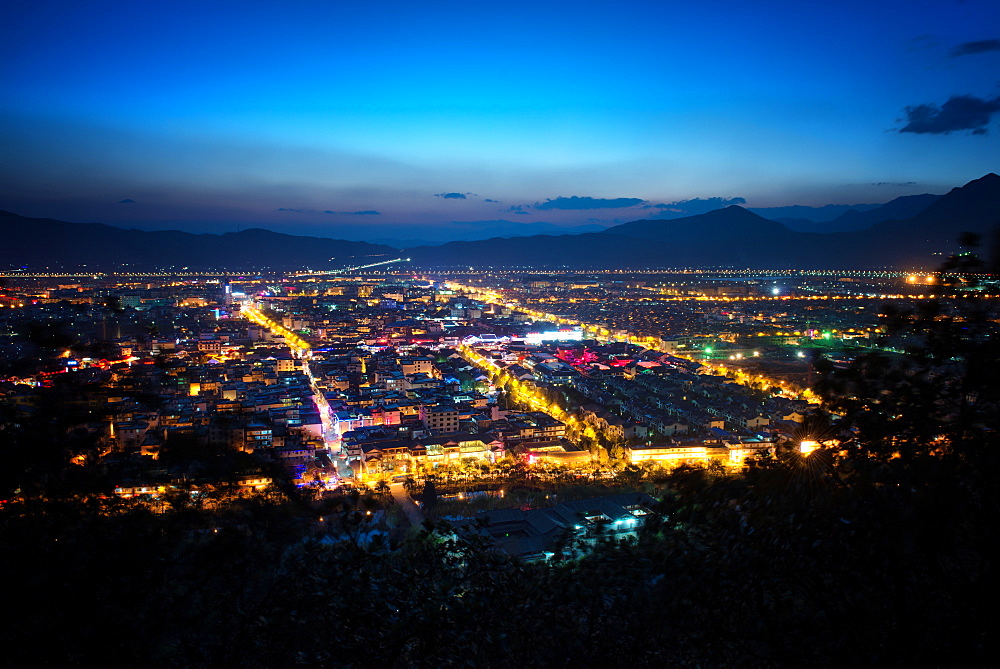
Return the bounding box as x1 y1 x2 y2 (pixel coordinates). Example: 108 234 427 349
2 0 998 241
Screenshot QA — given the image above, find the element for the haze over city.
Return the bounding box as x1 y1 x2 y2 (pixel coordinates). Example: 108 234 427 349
2 0 999 243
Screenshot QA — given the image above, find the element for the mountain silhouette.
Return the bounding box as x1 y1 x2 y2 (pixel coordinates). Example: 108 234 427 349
3 174 997 270
0 211 398 270
749 202 881 226
406 175 999 268
870 173 1000 236
603 205 789 240
406 207 808 268
819 193 941 232
843 172 1000 267
599 206 796 266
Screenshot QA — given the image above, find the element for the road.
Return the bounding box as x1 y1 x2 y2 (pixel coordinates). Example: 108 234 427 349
302 358 354 480
241 301 353 482
390 483 426 527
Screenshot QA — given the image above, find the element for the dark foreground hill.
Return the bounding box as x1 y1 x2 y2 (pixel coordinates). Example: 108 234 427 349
0 211 399 270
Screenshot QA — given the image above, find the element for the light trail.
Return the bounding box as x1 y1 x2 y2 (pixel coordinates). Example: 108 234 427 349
290 257 409 277
241 304 310 353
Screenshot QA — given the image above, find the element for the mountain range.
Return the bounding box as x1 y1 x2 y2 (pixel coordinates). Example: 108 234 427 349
0 213 399 270
755 193 942 233
1 174 997 270
404 174 1000 269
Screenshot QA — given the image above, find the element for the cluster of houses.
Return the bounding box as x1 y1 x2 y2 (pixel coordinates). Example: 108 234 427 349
3 273 830 501
108 344 330 479
340 406 574 474
579 353 814 437
463 338 821 467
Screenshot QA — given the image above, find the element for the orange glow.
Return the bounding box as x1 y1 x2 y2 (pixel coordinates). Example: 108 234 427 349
799 440 820 455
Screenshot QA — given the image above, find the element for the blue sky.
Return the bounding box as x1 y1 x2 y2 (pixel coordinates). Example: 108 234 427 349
1 0 998 241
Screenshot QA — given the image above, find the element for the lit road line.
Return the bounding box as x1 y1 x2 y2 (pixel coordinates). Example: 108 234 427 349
290 257 409 277
303 358 352 479
242 301 354 481
0 270 240 278
457 344 588 442
242 304 311 353
447 281 819 404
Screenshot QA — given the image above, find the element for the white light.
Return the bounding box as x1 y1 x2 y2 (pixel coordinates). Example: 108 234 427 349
524 328 584 344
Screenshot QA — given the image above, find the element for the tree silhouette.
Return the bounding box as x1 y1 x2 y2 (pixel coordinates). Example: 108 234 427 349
22 319 77 351
419 475 438 512
813 244 1000 460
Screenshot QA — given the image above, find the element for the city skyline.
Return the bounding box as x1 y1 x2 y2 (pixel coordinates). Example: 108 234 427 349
2 0 999 241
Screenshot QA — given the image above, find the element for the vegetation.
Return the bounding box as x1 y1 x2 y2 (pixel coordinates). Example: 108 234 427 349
2 433 994 666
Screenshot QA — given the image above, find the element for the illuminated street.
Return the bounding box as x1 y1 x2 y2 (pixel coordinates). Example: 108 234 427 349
446 280 822 402
242 301 353 481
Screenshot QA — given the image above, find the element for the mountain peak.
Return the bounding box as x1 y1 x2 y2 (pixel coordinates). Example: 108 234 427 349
946 172 1000 198
865 172 1000 241
929 172 1000 209
602 203 786 239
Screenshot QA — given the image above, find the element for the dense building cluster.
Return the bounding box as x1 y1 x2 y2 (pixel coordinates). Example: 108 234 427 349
1 268 951 499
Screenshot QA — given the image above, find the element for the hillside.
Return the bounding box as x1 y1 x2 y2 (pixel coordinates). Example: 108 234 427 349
408 174 1000 268
0 211 399 270
821 193 941 232
843 173 1000 267
603 205 789 240
3 174 997 270
868 173 1000 236
407 207 826 268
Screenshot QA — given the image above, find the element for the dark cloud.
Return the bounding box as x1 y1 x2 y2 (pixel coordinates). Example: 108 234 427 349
951 39 1000 57
435 192 467 199
870 181 916 187
647 197 746 219
278 207 380 215
513 211 530 215
483 198 499 203
118 198 135 204
533 196 645 210
899 95 1000 134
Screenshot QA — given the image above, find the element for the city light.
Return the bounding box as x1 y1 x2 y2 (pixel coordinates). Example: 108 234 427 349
799 440 820 455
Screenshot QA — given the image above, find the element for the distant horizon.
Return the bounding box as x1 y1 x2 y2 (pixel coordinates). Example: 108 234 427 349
0 186 952 247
